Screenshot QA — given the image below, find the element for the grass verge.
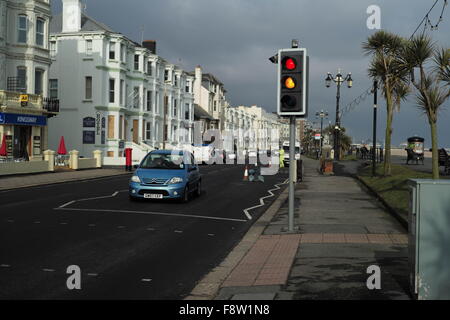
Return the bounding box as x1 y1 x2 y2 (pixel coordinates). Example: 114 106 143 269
357 164 432 224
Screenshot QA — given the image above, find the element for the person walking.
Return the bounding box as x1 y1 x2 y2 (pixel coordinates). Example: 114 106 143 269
279 148 285 168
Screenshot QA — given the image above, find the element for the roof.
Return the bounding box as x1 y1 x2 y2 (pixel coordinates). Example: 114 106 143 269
187 71 224 86
50 13 116 34
194 104 214 120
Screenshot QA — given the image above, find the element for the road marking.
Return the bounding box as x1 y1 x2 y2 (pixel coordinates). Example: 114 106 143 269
174 230 183 233
54 207 248 223
0 264 11 268
208 234 215 237
57 190 128 209
146 228 155 231
141 278 152 282
42 268 55 272
242 178 289 220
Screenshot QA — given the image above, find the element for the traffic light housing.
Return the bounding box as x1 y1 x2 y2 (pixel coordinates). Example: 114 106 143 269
277 48 308 117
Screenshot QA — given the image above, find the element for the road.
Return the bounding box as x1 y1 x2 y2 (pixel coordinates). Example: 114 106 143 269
0 164 288 299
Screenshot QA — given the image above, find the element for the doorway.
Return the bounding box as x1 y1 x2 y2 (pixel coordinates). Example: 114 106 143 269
13 126 31 160
133 120 139 144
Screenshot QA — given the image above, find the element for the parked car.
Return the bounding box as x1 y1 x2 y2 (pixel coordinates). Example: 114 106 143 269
129 150 201 202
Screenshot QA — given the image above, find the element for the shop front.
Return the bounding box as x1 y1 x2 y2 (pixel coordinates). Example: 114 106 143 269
0 112 47 161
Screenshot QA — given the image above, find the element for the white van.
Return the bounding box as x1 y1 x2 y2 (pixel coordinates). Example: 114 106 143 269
282 141 301 166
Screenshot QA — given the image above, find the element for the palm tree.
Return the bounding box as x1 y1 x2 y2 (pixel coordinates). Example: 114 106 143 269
362 31 410 176
402 35 450 179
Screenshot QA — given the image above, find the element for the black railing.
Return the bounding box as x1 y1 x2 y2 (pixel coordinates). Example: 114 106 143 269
43 97 59 113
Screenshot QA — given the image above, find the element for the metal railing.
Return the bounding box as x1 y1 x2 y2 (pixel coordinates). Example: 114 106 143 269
43 97 60 113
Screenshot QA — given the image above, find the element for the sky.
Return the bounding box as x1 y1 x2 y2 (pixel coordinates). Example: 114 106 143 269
51 0 450 148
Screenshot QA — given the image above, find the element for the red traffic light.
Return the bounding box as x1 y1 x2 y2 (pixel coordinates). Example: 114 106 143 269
283 57 296 70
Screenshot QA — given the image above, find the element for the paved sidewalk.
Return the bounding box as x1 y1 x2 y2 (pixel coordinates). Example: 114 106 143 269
0 168 131 191
215 157 410 300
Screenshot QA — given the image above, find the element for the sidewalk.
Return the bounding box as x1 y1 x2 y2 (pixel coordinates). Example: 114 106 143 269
213 157 410 300
0 168 131 191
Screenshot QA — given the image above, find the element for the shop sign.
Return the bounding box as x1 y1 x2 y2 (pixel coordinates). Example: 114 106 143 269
0 112 47 126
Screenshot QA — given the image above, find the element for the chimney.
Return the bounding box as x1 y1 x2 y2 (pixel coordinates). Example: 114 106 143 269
142 40 156 54
193 66 202 105
62 0 82 33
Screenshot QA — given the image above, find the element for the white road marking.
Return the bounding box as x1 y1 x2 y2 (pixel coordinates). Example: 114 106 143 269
208 234 215 237
42 268 55 272
54 207 248 223
242 178 289 220
0 264 11 268
174 230 183 233
57 190 128 209
141 278 152 282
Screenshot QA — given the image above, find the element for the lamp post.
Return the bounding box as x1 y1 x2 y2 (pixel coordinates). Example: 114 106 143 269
325 69 353 160
315 110 328 158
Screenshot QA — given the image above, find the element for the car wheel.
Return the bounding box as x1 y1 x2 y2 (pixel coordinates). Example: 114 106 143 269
181 185 190 203
196 180 202 197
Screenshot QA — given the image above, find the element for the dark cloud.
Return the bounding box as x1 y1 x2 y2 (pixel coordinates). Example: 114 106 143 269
52 0 450 147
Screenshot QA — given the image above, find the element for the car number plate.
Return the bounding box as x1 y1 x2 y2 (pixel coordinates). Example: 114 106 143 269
144 193 163 199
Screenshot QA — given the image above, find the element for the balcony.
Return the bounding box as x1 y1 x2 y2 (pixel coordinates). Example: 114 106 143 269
0 90 59 116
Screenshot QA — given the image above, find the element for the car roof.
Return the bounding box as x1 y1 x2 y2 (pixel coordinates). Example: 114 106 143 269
150 150 190 155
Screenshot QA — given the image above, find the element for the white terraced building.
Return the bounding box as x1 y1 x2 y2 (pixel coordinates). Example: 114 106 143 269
47 0 194 164
0 0 58 161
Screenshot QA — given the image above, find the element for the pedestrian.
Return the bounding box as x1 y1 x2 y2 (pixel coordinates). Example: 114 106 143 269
279 148 285 168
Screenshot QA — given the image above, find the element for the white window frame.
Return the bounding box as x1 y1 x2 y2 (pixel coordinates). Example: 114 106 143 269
36 18 45 46
17 15 28 43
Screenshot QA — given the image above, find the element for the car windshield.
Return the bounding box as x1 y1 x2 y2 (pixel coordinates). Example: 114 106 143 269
140 153 185 170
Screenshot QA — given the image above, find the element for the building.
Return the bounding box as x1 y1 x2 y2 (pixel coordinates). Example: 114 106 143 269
190 66 227 131
0 0 58 161
48 0 194 163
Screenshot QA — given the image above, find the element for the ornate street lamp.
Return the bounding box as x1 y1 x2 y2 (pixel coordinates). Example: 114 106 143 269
325 69 352 160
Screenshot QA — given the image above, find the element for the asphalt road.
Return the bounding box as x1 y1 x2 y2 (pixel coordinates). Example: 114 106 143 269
0 164 288 299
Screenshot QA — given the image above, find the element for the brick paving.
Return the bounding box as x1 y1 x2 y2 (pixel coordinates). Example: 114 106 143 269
222 232 408 288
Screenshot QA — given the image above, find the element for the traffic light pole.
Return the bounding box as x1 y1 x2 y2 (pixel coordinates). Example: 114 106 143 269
288 116 296 232
372 80 378 177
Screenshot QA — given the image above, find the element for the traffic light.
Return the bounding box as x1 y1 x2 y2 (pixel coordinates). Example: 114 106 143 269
277 48 308 117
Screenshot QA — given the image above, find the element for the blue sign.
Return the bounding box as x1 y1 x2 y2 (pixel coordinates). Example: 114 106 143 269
0 112 47 126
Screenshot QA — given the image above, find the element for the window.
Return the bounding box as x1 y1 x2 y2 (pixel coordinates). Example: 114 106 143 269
164 70 169 82
174 75 178 87
109 79 115 103
146 122 151 140
185 81 190 93
120 43 125 62
50 41 56 57
34 69 44 95
109 42 116 60
146 90 152 111
133 87 139 108
120 79 124 105
173 99 177 117
108 115 115 139
85 76 92 100
119 115 124 139
134 55 139 70
49 79 58 98
185 104 190 120
36 18 45 46
86 40 92 55
213 101 217 112
147 61 152 76
17 67 27 92
17 15 27 43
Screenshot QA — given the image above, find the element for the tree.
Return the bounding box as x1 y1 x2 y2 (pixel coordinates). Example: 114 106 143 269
402 35 450 179
362 31 410 176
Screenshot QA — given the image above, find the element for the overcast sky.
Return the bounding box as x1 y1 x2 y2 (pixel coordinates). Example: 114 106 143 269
52 0 450 147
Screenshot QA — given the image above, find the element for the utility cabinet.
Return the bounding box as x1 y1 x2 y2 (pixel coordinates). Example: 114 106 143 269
408 179 450 300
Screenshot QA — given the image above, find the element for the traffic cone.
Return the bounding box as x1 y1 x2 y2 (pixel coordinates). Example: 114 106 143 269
243 165 249 181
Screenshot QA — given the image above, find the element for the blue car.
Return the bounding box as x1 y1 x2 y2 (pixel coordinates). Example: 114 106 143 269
129 150 201 202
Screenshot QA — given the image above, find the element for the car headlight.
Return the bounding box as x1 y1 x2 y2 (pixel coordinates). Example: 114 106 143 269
130 175 141 183
168 177 183 184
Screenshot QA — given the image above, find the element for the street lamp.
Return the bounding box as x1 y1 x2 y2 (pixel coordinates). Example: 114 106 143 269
315 110 328 158
325 69 352 160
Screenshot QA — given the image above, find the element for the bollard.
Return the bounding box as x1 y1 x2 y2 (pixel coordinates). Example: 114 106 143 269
93 150 103 168
43 150 55 172
69 150 79 170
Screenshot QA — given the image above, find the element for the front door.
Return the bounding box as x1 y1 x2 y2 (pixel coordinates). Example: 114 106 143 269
133 120 139 144
13 126 31 160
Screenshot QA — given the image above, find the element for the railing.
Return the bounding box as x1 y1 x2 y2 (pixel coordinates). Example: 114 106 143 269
43 97 60 113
